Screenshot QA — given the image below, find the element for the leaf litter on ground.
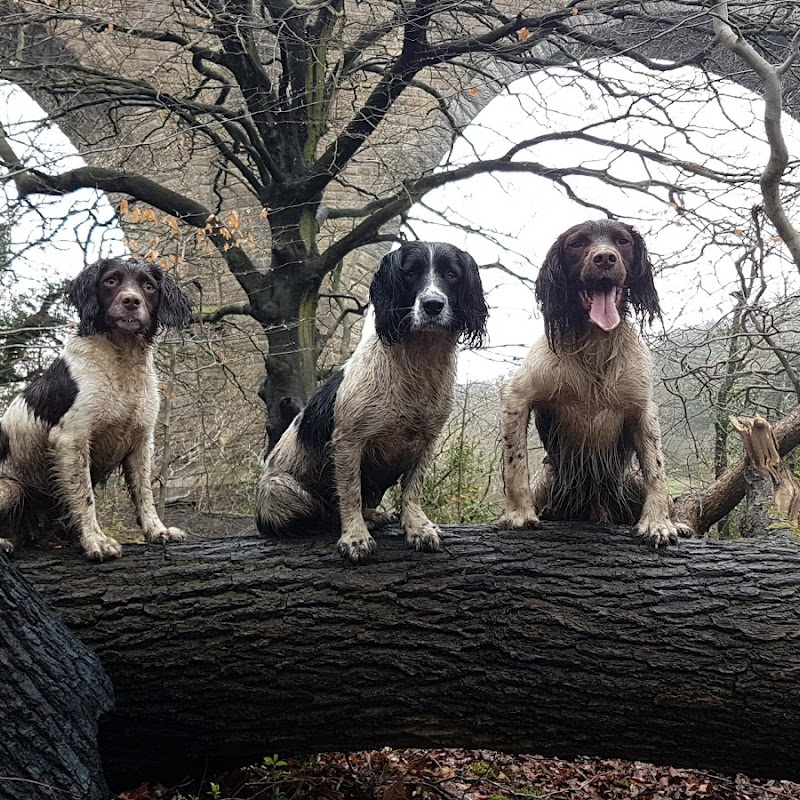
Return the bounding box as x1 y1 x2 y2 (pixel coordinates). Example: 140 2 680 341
114 749 800 800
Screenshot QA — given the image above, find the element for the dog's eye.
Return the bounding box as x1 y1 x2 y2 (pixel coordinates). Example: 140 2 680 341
617 237 631 245
103 276 118 286
142 282 157 293
445 269 459 282
569 240 585 249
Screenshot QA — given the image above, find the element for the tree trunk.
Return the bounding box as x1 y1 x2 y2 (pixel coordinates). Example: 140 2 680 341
259 298 319 452
0 555 113 800
712 414 732 538
673 404 800 533
730 415 800 537
12 523 800 790
255 204 324 451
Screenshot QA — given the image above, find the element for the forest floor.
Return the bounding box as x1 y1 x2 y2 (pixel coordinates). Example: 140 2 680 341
114 749 800 800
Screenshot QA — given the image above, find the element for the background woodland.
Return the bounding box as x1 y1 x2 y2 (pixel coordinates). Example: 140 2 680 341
1 0 800 535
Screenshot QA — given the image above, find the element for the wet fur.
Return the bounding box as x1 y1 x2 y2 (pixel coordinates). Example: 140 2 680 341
255 241 488 563
0 257 193 561
499 220 690 546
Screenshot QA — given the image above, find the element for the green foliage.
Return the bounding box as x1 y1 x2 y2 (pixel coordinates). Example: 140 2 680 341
423 439 497 524
381 384 502 524
470 760 500 779
263 753 288 770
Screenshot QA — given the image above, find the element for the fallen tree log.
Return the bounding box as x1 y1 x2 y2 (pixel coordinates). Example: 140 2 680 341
0 554 113 800
12 523 800 790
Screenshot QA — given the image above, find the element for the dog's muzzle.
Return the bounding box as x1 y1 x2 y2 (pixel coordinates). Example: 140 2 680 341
107 292 150 331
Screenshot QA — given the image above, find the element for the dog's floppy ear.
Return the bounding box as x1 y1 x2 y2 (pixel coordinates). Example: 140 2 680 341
370 248 407 345
67 259 105 335
154 265 194 330
455 249 488 348
535 232 572 350
626 225 661 325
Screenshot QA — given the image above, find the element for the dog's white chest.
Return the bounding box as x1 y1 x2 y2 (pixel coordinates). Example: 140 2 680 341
62 339 158 469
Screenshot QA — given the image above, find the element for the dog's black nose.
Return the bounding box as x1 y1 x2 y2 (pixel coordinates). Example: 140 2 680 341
422 297 445 316
592 250 618 270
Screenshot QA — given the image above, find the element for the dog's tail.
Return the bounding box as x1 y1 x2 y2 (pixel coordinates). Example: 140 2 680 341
255 473 322 536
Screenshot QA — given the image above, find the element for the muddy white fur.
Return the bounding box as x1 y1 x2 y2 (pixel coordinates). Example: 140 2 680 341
0 257 193 561
255 242 488 563
500 220 691 547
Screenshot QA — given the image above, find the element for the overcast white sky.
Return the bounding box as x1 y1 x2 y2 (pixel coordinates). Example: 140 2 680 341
2 57 799 383
0 81 126 299
407 58 800 382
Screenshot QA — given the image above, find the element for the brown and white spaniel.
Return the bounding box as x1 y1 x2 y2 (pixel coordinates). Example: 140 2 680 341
0 257 193 561
499 219 691 546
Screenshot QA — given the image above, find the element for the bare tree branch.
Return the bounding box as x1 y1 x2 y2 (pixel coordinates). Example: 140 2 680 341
0 127 267 301
712 1 800 270
193 303 255 324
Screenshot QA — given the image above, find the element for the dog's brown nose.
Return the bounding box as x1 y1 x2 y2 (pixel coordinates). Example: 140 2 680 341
120 292 142 308
592 250 618 270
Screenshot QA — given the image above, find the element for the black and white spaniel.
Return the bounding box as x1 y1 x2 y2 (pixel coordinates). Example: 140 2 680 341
499 219 692 546
255 241 488 563
0 257 193 561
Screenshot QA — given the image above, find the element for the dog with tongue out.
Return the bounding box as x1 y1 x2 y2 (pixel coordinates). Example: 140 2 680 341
498 218 692 548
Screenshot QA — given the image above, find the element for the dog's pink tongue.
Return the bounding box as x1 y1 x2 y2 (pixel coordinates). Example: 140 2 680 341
589 288 620 331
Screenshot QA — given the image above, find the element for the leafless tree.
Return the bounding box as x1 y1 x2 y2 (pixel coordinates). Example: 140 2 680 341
657 207 800 533
666 1 800 533
0 214 68 393
1 1 798 448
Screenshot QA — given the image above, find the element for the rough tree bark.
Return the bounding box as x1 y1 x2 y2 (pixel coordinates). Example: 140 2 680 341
10 524 800 790
0 556 113 800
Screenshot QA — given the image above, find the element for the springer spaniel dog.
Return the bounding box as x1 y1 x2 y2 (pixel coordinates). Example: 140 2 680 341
256 241 488 563
0 257 193 561
499 219 690 546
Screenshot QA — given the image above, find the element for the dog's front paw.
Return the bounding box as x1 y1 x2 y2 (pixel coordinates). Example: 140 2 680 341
497 507 541 530
145 526 188 544
405 519 443 552
83 535 123 562
337 526 377 564
636 517 679 548
0 537 14 556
